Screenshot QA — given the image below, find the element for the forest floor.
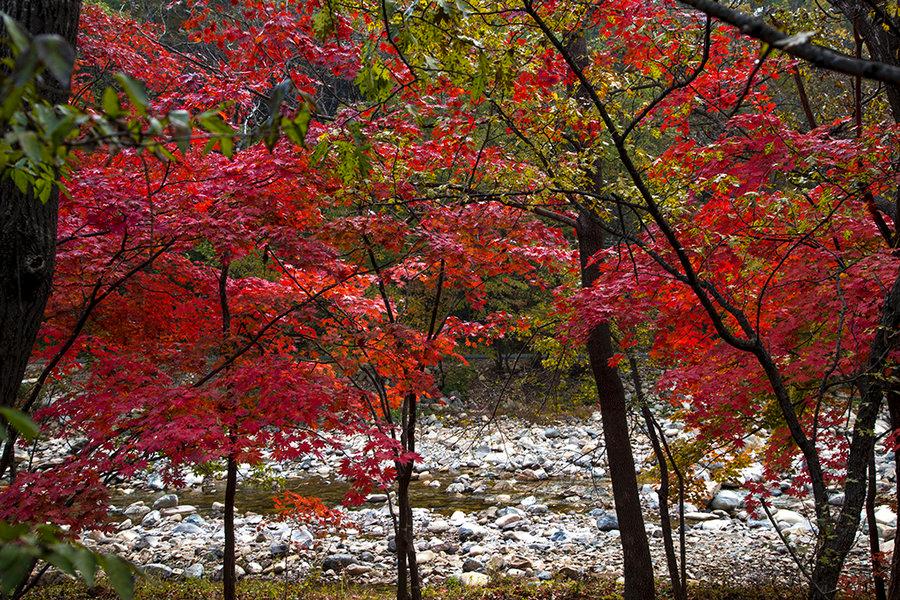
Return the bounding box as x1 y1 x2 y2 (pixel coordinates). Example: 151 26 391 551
24 577 831 600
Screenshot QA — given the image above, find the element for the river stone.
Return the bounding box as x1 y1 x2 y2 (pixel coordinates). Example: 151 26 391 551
322 553 355 573
495 513 523 529
247 562 263 575
460 572 490 587
162 505 197 517
184 564 204 579
117 519 133 531
550 529 568 542
774 509 807 526
123 502 150 518
828 493 845 506
141 510 162 528
710 490 744 511
172 522 204 536
143 563 176 579
595 512 619 531
345 564 371 576
290 527 314 549
521 468 548 481
269 542 289 556
463 558 484 572
152 494 178 510
699 519 730 531
526 503 549 515
427 520 450 533
458 523 485 541
417 550 436 564
875 506 897 527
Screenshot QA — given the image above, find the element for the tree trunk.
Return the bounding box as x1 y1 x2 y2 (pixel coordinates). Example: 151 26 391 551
394 392 421 600
223 454 238 600
576 210 655 600
394 481 409 600
867 446 889 600
0 0 81 482
810 270 900 600
888 389 900 600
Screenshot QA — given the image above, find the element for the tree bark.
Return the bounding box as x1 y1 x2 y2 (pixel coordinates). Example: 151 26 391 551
0 0 81 482
576 210 656 600
223 454 238 600
809 270 900 600
631 353 685 600
889 389 900 600
867 447 888 600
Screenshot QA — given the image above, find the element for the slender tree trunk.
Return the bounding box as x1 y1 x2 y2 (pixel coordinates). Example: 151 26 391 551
218 263 239 600
394 392 421 600
627 351 684 599
888 389 900 600
576 210 655 600
867 447 888 600
395 464 410 600
224 454 238 600
0 0 82 483
810 271 900 600
405 395 421 600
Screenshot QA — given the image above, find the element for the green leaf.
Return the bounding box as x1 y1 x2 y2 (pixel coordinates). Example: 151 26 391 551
0 407 39 440
52 544 97 588
10 168 30 195
168 110 191 153
114 73 148 115
44 548 76 577
100 554 135 600
0 544 32 595
312 7 336 39
218 135 234 158
16 130 42 163
33 34 74 87
102 87 122 119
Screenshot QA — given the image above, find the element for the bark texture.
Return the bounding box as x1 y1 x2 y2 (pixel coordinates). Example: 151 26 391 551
0 0 82 479
577 210 655 600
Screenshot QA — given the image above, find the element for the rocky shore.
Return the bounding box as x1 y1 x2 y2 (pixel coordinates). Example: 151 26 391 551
26 409 896 587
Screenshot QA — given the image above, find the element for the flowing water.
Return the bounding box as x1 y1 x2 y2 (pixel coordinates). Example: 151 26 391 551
112 471 614 518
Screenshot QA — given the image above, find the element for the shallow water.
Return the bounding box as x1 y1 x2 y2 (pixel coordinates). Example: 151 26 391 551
113 474 495 517
112 471 615 518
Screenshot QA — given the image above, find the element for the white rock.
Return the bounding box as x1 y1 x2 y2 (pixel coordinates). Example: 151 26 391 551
460 572 490 587
875 506 897 527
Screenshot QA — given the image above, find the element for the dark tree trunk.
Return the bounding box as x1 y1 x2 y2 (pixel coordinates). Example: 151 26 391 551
889 390 900 600
576 210 655 600
394 392 421 600
394 483 409 600
810 271 900 600
223 454 238 600
0 0 81 482
867 447 888 600
630 353 685 600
